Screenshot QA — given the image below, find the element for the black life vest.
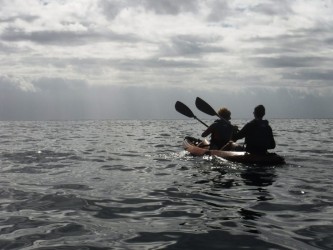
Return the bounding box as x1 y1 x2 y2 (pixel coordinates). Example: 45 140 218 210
210 120 233 149
245 120 275 153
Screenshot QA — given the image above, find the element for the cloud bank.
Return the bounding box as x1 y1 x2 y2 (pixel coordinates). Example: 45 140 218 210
1 0 333 119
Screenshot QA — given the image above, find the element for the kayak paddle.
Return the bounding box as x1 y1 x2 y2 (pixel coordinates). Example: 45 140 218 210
175 101 208 127
195 97 220 117
195 97 228 123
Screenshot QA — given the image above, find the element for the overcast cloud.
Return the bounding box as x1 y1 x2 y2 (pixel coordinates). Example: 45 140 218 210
1 0 333 120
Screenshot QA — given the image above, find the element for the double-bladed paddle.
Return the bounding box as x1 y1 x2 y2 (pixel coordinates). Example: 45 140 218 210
195 97 228 123
175 101 208 127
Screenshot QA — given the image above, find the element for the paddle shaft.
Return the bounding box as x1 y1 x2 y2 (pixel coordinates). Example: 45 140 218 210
195 117 208 127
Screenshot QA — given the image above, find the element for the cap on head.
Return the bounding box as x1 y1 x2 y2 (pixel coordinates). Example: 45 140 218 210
254 105 265 118
218 107 231 120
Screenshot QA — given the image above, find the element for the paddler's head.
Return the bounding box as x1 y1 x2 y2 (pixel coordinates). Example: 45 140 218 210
218 107 231 121
254 105 265 119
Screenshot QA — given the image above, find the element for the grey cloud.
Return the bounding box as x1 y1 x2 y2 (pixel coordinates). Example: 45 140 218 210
282 70 333 83
207 0 230 22
324 37 333 45
160 35 226 57
0 42 25 54
0 27 139 45
250 1 294 16
99 0 128 20
19 56 203 73
143 0 199 15
254 56 328 68
253 45 300 55
245 35 309 57
0 15 39 23
33 77 89 92
245 33 304 45
100 0 199 20
99 0 235 22
117 58 203 70
246 26 333 58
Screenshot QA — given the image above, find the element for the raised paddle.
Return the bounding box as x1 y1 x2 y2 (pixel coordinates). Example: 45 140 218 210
195 97 228 123
175 101 208 127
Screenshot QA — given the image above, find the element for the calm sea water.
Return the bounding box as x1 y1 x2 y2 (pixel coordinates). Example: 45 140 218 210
0 119 332 250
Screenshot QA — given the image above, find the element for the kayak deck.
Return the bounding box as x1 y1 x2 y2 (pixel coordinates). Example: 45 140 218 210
183 136 285 165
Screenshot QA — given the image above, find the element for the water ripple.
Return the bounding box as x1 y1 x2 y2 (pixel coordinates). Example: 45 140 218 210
0 120 332 249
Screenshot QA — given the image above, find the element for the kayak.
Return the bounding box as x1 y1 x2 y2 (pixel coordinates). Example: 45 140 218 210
183 136 285 165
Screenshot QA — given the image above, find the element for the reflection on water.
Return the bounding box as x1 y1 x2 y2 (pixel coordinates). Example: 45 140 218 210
0 120 332 249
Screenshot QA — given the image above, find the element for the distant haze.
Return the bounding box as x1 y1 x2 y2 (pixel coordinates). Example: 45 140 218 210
1 1 333 120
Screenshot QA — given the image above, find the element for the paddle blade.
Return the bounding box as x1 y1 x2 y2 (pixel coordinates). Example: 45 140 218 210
195 97 219 117
175 101 195 118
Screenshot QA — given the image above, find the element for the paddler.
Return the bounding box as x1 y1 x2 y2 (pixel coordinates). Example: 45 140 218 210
201 107 238 150
231 105 276 154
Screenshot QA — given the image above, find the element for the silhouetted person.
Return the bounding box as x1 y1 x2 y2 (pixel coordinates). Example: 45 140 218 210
201 108 234 150
233 105 275 154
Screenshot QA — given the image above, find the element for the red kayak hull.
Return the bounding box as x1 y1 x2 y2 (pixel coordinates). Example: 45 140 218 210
183 137 285 165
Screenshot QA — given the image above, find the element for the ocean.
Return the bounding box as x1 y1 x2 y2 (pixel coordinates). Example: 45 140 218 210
0 119 332 250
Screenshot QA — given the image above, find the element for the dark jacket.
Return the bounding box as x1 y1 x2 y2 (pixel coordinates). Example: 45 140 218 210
202 119 233 149
234 119 275 154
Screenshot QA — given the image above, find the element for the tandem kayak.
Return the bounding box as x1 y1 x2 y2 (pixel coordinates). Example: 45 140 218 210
183 136 285 165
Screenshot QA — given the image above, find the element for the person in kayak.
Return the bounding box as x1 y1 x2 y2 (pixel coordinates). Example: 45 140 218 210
201 107 235 150
232 105 276 154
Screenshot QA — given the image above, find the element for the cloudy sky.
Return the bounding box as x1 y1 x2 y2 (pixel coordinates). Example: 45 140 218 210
1 0 333 120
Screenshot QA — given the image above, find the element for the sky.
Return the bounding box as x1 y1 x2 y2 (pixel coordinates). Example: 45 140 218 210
1 0 333 120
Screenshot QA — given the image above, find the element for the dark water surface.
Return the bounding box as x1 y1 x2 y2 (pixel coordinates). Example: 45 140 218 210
0 119 332 249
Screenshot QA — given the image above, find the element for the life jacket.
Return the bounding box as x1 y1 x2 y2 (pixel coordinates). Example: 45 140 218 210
245 120 275 154
210 120 233 149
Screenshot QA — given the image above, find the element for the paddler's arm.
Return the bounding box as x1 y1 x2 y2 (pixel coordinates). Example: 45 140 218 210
233 123 249 141
202 125 213 137
268 125 276 149
231 125 239 141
